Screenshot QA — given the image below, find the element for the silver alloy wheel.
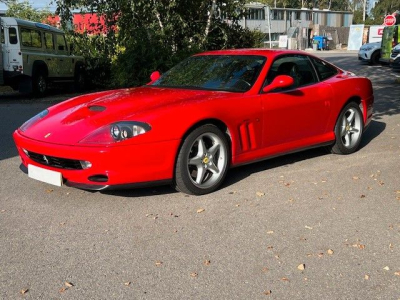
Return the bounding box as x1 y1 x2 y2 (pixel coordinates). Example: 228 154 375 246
340 107 362 149
186 132 227 189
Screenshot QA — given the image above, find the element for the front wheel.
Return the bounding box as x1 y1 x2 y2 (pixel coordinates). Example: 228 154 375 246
174 125 230 195
331 102 364 154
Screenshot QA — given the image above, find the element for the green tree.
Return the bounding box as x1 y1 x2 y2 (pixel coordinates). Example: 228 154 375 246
56 0 262 87
371 0 400 21
6 0 53 23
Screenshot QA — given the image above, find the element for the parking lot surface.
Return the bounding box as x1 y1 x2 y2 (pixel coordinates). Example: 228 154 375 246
1 52 399 299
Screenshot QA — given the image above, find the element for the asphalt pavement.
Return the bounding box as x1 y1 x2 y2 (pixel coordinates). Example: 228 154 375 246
0 52 399 299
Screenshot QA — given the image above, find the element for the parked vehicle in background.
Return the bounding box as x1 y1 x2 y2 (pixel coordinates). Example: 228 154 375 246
0 17 85 96
358 42 381 65
389 43 400 71
380 25 400 64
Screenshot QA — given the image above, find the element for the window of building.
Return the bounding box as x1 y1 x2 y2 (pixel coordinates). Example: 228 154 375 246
295 11 301 20
21 28 42 48
1 26 4 44
305 12 312 20
44 32 54 50
272 10 284 20
247 8 265 20
9 27 18 44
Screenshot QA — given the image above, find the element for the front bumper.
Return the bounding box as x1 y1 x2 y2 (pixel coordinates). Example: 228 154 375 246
13 130 181 190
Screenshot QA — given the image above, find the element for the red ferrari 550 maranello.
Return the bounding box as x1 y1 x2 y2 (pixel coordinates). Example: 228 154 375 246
13 49 374 195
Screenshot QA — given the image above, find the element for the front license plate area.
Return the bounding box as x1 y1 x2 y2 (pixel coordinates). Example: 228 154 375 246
28 164 63 187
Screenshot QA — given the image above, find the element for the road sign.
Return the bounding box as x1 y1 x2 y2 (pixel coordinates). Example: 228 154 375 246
384 15 396 26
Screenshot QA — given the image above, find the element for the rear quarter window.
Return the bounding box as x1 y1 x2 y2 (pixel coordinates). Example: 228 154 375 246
310 57 338 81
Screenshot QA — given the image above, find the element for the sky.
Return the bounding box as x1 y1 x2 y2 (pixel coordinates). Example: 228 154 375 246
0 0 57 11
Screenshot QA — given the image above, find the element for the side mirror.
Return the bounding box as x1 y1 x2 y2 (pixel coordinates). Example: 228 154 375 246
262 75 294 93
150 71 161 82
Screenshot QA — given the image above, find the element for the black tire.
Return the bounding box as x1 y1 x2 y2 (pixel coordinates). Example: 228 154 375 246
331 102 364 154
369 50 380 65
174 125 230 195
32 69 47 97
74 67 86 91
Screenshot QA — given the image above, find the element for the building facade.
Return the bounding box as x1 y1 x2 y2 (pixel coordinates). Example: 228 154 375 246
239 4 353 49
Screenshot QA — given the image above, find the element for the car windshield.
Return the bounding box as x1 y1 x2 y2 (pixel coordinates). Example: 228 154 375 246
151 55 266 92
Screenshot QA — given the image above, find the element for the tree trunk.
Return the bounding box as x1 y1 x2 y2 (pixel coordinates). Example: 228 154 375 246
203 0 216 44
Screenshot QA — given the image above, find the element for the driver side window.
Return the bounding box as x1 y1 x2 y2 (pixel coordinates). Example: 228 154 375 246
265 55 317 91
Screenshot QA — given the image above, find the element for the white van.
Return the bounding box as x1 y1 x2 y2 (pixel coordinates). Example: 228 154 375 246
0 17 85 96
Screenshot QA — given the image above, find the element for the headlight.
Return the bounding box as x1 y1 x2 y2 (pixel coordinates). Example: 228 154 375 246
20 109 49 132
79 121 151 144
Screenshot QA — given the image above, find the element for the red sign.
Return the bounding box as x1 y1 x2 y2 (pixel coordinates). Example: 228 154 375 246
384 15 396 26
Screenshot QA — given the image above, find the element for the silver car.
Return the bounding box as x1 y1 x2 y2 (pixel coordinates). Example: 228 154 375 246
358 42 381 65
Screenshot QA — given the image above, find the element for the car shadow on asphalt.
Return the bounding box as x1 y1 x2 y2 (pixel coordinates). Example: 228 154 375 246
105 119 386 198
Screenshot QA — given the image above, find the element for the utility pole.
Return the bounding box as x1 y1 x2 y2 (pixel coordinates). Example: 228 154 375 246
363 0 367 22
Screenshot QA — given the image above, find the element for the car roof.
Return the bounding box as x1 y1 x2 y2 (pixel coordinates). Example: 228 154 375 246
196 49 311 58
1 17 64 34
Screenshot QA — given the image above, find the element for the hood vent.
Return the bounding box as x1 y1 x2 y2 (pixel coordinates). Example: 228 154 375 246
88 105 106 112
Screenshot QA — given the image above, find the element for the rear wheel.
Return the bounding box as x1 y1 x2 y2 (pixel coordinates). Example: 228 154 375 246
174 125 229 195
32 70 47 97
331 102 364 154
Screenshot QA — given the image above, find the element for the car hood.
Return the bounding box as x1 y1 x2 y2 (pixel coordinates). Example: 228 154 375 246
21 86 229 145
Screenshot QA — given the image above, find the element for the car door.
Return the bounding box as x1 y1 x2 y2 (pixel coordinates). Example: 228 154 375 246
261 54 333 150
55 33 70 77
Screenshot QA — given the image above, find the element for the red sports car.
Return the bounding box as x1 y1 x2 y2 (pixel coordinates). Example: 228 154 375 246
13 49 374 195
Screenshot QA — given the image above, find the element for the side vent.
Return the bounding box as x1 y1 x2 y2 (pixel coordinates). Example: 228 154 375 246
239 122 257 151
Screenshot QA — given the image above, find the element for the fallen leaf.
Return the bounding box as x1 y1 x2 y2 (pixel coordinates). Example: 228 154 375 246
267 246 273 250
305 226 313 230
284 182 291 187
235 204 240 207
327 249 334 255
263 290 272 295
359 244 366 250
190 272 198 278
155 261 163 266
59 287 67 293
256 192 265 197
389 243 394 249
360 194 366 198
20 289 29 295
297 264 305 271
124 282 131 286
228 191 237 194
267 231 274 234
280 277 290 282
364 274 370 280
352 176 359 180
65 282 74 287
394 271 400 276
384 266 390 271
196 208 205 213
46 189 54 193
262 267 269 273
204 260 211 266
318 253 324 258
0 210 6 213
378 181 385 186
